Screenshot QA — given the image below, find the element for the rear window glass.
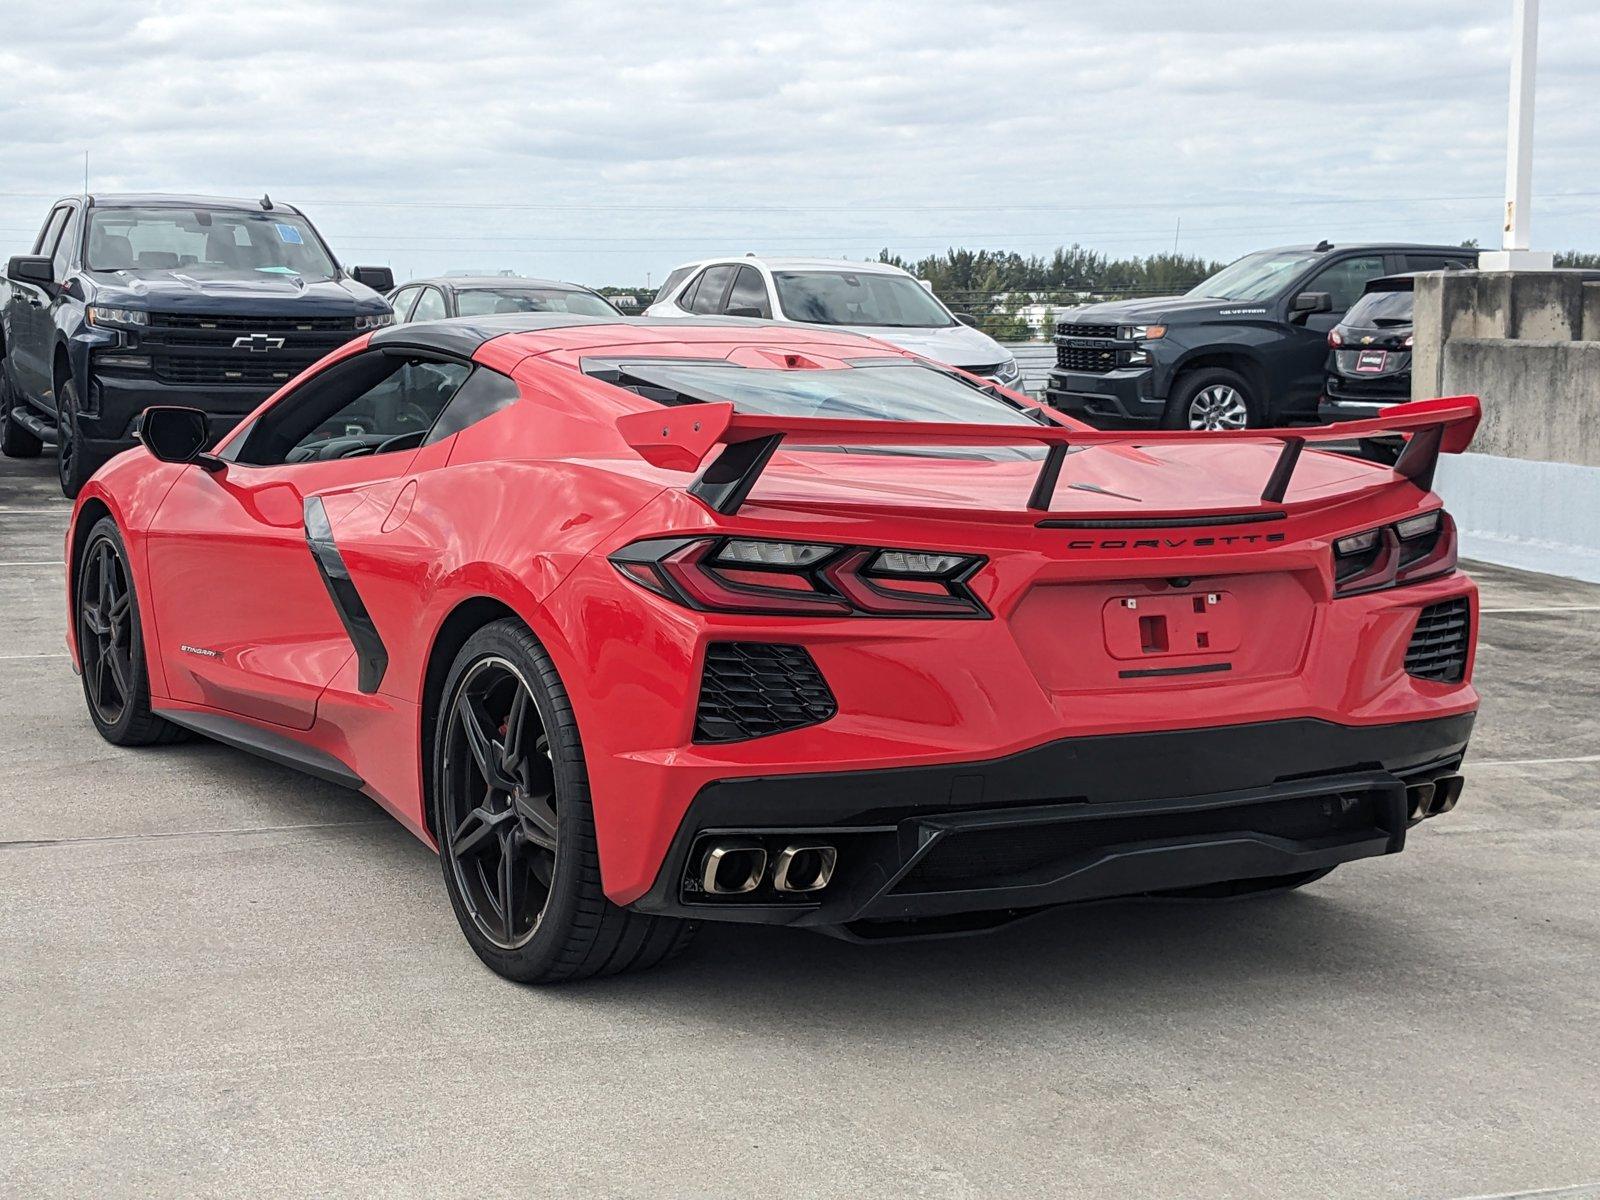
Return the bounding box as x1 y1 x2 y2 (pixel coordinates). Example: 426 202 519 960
599 361 1043 425
1343 289 1413 328
455 287 617 317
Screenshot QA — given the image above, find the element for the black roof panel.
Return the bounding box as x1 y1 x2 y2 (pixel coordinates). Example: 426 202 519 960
369 313 759 357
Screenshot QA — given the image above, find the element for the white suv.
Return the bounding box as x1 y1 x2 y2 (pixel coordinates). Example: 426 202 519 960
644 256 1025 391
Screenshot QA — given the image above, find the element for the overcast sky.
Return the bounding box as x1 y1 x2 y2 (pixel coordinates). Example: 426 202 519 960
2 0 1595 288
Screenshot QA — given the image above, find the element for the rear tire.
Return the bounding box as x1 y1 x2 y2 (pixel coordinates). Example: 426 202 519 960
0 359 43 458
1161 367 1260 430
432 618 696 983
75 517 188 747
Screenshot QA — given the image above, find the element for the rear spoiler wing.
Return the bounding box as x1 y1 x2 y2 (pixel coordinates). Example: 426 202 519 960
616 395 1481 517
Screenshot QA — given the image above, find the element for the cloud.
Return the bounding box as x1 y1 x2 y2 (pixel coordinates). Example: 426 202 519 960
1 0 1594 286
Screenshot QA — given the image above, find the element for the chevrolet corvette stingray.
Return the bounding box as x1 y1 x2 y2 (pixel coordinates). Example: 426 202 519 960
65 313 1481 982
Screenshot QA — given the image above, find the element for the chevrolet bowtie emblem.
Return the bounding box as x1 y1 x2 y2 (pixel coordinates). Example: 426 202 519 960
233 333 286 352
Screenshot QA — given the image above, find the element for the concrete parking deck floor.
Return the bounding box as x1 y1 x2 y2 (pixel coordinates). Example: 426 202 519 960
2 456 1597 1200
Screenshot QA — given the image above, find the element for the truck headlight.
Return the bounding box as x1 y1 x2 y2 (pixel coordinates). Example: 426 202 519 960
1119 324 1166 341
354 313 394 330
87 306 149 329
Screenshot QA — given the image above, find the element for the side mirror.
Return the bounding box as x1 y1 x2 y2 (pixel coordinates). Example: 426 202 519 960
724 305 765 318
954 312 979 328
137 406 222 471
1291 291 1333 315
349 265 395 292
7 255 53 286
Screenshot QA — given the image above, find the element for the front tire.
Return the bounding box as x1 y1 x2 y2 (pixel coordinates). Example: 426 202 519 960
1162 367 1260 430
432 618 695 983
75 517 187 746
57 379 104 499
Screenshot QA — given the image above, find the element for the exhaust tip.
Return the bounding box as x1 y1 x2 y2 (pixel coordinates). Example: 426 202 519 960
700 843 767 895
1407 782 1437 823
1431 774 1465 815
772 845 838 893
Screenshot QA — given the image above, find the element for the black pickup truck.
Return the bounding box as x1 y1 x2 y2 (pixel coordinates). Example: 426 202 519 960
1046 242 1476 430
1 194 395 495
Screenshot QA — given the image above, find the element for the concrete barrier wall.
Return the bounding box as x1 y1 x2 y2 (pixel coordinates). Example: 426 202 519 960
1413 269 1600 582
1441 338 1600 468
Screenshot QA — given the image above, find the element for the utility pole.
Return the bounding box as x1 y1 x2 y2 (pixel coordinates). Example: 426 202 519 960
1483 0 1553 270
83 150 89 196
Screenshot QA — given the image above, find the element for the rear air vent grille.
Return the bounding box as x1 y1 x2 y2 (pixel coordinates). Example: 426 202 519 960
694 643 836 744
1404 598 1470 683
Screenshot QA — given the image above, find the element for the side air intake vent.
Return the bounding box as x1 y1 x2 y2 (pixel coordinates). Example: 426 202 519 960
694 643 836 743
1405 598 1471 683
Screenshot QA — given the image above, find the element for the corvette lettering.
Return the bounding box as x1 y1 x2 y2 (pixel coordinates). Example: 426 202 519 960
1065 533 1287 549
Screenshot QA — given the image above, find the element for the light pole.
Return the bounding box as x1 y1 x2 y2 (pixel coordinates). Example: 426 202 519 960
1482 0 1553 270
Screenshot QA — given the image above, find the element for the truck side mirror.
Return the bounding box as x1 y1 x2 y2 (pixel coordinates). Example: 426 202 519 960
349 266 395 292
7 255 54 286
1291 291 1333 315
137 407 223 471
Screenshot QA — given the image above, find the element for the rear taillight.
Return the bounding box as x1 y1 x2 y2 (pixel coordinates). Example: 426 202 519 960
609 537 988 617
1334 510 1457 597
1328 328 1344 348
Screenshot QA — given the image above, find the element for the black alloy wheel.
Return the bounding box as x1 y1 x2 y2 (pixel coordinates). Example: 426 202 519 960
74 518 185 746
432 618 696 983
439 655 559 950
78 531 136 728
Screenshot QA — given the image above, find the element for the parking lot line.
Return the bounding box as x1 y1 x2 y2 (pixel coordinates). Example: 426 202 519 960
1469 754 1600 768
0 653 68 661
1480 605 1600 613
0 561 64 567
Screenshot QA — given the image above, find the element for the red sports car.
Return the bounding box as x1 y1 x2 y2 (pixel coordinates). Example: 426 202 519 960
66 313 1481 982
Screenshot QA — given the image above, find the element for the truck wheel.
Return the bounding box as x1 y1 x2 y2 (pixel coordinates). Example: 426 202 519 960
1162 368 1259 431
0 361 43 458
56 380 103 499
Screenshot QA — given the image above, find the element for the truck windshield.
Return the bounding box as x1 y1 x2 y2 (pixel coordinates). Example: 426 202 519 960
85 208 338 280
455 288 618 317
773 271 954 328
1187 250 1322 302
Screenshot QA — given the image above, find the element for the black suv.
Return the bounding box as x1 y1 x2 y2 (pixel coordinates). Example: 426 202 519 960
1046 242 1476 429
1320 274 1421 422
1 194 395 496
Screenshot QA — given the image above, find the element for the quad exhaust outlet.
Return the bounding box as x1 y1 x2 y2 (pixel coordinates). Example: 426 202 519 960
697 840 839 896
1406 774 1465 822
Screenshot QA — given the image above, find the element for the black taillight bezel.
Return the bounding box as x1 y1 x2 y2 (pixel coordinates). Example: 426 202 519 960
609 536 990 618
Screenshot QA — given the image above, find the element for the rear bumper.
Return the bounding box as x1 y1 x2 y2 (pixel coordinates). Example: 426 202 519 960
1044 366 1163 425
1320 371 1411 423
629 712 1474 937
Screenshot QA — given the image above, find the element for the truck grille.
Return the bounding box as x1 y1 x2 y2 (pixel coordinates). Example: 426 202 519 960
1055 344 1121 373
158 314 359 333
694 643 836 744
141 312 361 390
1404 598 1470 683
1056 323 1118 339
